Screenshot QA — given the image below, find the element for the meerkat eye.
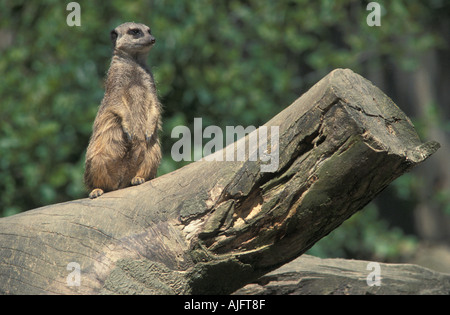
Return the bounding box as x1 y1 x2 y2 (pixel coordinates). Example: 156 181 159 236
147 29 152 35
128 29 141 36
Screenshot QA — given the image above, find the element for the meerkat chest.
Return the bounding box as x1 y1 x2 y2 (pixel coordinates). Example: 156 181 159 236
123 66 157 108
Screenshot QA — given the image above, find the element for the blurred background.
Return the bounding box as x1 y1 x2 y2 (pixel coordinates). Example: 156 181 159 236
0 1 449 272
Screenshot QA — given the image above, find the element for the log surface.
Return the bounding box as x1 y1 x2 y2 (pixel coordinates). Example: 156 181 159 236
233 255 450 295
0 69 439 294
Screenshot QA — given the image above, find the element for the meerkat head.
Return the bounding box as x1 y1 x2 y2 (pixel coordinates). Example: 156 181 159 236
110 22 155 58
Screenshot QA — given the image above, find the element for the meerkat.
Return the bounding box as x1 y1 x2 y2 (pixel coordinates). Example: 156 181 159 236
84 22 162 199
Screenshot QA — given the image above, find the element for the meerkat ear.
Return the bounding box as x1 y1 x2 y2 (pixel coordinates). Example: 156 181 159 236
110 30 118 46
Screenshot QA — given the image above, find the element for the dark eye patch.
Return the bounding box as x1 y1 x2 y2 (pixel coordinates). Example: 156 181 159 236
127 29 141 36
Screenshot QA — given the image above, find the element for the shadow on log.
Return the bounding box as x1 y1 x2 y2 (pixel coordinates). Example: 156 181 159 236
0 69 439 294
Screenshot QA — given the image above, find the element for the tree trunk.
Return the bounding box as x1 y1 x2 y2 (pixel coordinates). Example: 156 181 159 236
0 69 439 295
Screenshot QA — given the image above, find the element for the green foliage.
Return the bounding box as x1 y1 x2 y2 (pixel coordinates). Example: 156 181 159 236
0 0 447 259
308 204 418 262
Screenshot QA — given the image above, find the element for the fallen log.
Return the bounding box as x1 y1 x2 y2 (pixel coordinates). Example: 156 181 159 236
233 254 450 295
0 68 439 294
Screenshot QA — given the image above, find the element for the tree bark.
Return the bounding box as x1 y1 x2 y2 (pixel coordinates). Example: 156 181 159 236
0 69 439 295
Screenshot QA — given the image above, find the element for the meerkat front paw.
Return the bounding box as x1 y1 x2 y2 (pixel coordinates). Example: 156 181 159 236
145 130 153 143
131 176 145 186
89 188 104 199
122 126 135 141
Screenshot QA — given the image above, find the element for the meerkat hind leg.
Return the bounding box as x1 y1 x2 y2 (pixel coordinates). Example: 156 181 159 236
89 188 104 199
131 176 145 186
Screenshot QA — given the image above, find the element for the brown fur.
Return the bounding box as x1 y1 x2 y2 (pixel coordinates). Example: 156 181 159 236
84 22 162 198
